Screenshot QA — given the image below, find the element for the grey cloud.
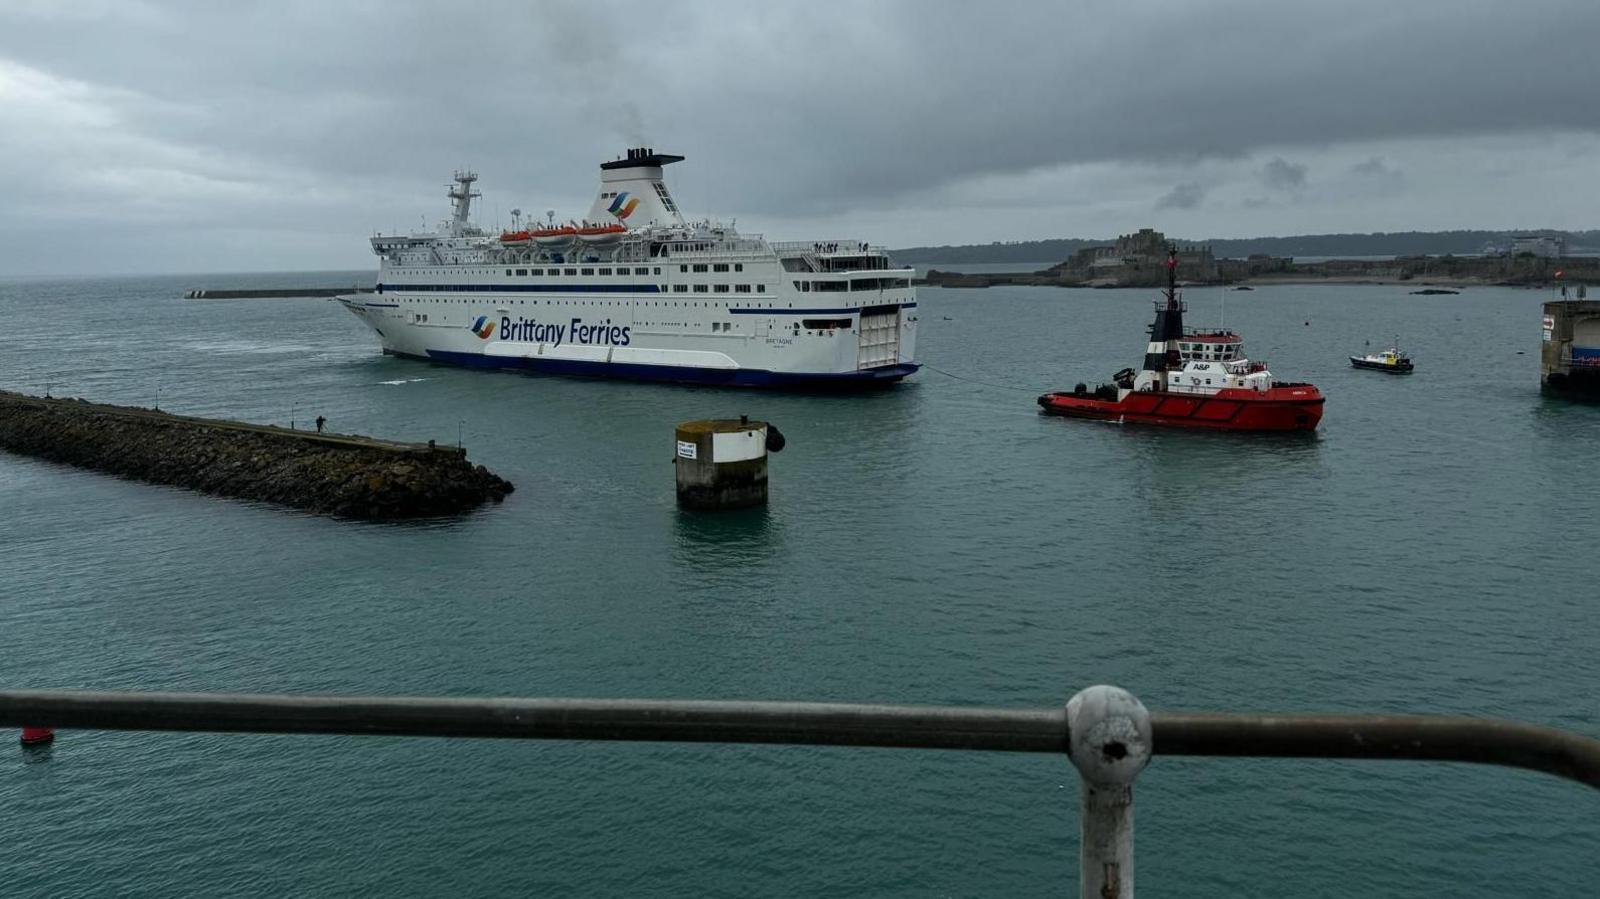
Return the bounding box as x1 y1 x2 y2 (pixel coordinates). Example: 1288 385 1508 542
1353 156 1400 177
1260 158 1308 191
1 0 1598 273
1156 183 1206 210
1348 155 1405 192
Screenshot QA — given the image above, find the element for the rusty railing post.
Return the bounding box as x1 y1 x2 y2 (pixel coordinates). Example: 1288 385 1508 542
1067 685 1152 899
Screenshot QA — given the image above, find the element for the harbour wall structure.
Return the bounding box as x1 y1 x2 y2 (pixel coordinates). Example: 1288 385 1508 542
1541 299 1600 398
185 288 372 299
0 390 513 518
674 417 771 510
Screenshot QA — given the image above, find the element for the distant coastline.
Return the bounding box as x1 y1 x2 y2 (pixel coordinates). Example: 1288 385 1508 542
917 260 1595 289
892 228 1599 265
912 228 1597 289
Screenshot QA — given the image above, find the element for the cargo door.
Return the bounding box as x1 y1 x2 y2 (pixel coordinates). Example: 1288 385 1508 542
857 306 900 369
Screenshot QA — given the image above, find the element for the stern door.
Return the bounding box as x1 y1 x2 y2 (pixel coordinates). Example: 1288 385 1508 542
857 308 900 370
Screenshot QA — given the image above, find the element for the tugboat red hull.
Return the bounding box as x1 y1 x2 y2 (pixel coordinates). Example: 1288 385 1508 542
1038 385 1324 432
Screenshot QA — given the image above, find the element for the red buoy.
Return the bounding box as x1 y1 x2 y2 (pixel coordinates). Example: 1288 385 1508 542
20 727 54 746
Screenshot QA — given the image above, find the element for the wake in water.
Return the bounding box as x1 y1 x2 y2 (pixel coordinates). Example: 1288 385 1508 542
181 339 315 356
377 378 429 386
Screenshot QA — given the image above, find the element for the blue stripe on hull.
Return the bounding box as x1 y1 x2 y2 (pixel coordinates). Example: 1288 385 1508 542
389 348 918 389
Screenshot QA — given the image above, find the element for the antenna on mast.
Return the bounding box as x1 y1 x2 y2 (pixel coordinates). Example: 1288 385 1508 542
446 170 480 235
1164 244 1180 310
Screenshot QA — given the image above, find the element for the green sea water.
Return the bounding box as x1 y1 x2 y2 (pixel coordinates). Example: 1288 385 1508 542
1 272 1596 896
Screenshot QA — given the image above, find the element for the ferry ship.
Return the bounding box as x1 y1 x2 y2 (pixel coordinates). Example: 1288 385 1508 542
337 149 919 388
1037 248 1324 431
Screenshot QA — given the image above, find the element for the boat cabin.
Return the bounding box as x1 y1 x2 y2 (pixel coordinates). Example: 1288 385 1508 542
1176 330 1243 363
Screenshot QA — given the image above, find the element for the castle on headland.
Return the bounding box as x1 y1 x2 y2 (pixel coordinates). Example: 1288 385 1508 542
1061 228 1217 283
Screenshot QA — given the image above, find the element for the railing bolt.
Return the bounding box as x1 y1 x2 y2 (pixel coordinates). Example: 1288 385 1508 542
1067 685 1152 899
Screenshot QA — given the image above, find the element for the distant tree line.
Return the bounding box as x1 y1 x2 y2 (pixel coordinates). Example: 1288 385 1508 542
892 230 1600 264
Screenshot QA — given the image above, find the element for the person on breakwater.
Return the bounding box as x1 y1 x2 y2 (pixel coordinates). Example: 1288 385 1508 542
316 416 326 434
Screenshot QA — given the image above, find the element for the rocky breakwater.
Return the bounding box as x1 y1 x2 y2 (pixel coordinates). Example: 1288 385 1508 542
0 390 513 518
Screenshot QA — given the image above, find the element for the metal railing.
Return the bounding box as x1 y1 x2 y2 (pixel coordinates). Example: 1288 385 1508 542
6 686 1598 898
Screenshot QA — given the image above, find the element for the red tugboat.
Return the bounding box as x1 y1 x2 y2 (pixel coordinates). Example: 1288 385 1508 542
1038 247 1324 431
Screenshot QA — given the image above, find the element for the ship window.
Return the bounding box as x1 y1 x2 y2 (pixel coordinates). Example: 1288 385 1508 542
653 267 661 275
673 284 688 293
714 284 730 293
802 318 852 330
695 284 709 293
505 269 512 276
713 263 729 272
565 268 577 275
598 268 612 275
680 265 688 272
530 269 542 276
693 264 709 272
516 268 528 276
735 284 752 293
581 268 594 275
756 284 765 292
735 263 744 272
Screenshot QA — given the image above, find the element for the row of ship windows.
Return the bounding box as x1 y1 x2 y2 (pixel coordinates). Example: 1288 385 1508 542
794 278 912 292
490 264 755 276
505 267 662 276
680 263 744 272
1182 344 1238 356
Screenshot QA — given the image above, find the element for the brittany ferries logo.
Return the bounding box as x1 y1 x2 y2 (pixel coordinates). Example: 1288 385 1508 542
608 191 641 220
469 315 495 339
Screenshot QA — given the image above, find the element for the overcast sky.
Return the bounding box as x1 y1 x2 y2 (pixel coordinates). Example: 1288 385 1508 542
1 0 1596 275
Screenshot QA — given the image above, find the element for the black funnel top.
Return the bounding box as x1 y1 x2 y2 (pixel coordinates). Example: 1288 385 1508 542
601 147 686 170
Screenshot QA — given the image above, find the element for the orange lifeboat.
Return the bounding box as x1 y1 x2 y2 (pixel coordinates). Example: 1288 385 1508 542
576 223 627 245
531 225 580 247
499 230 532 244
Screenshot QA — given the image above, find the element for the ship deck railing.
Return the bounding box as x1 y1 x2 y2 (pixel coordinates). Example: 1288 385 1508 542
4 685 1597 897
770 239 888 257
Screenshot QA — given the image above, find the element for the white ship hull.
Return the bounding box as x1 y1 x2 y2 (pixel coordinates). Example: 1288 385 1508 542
339 285 918 388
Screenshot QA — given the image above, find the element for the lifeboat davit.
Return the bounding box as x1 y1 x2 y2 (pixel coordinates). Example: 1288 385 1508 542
1036 247 1324 432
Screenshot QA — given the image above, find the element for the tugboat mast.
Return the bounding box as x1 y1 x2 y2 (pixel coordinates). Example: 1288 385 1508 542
1141 245 1186 388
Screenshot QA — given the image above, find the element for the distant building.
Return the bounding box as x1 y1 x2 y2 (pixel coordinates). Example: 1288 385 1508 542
1062 228 1218 281
1512 235 1565 258
1085 246 1122 268
1113 228 1167 262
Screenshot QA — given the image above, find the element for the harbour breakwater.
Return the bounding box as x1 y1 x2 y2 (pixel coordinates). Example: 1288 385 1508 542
185 287 372 299
0 391 513 518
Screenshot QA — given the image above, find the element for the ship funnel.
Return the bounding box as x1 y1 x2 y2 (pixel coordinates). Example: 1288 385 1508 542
587 148 687 229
